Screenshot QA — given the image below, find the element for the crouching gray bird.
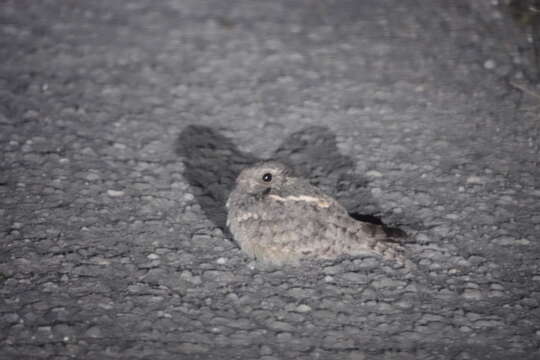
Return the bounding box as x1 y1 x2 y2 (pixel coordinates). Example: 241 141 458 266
226 161 413 268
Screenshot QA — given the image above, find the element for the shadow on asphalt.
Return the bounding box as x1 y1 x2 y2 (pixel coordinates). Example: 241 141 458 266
176 125 406 239
175 125 257 232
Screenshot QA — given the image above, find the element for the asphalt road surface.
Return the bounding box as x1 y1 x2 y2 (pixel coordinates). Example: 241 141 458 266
1 1 540 359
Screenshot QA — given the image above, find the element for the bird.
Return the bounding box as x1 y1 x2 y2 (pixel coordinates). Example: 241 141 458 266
226 160 412 268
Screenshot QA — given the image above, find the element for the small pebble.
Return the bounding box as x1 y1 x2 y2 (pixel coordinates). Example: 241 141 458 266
260 345 272 355
463 289 482 300
460 326 472 332
107 189 125 197
466 176 484 185
366 170 383 178
484 59 496 69
295 304 312 313
85 326 102 338
86 173 100 181
416 233 430 243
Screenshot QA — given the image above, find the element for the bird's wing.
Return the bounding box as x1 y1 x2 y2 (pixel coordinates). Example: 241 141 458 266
262 185 371 255
262 183 411 267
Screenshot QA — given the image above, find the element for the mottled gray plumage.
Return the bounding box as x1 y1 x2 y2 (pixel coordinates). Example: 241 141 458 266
226 161 412 267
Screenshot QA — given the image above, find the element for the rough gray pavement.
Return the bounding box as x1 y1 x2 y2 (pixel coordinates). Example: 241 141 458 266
1 0 540 359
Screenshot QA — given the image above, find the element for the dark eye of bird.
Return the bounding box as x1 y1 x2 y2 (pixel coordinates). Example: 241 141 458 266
262 173 272 182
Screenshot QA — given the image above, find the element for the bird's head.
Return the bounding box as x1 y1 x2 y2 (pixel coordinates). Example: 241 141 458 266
234 161 291 196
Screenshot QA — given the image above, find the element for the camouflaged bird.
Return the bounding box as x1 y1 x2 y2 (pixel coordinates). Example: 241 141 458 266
226 161 412 267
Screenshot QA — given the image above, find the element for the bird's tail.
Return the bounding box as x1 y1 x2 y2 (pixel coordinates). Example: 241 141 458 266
362 223 416 270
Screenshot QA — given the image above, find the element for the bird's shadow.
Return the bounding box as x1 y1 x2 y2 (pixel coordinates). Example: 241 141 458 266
175 125 405 237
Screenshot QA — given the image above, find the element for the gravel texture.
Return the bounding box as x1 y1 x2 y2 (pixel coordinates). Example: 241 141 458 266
1 0 540 359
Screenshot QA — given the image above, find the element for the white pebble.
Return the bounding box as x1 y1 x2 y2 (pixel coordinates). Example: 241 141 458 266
296 304 312 313
366 170 383 178
484 59 496 69
107 189 125 197
466 176 484 185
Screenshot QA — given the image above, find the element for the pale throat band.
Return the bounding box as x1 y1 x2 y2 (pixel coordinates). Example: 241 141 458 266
268 194 330 208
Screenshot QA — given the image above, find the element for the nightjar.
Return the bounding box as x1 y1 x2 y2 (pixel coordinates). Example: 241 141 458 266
226 161 412 267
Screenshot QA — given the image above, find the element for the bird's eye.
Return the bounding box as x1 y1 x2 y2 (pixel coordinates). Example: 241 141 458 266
262 173 272 182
